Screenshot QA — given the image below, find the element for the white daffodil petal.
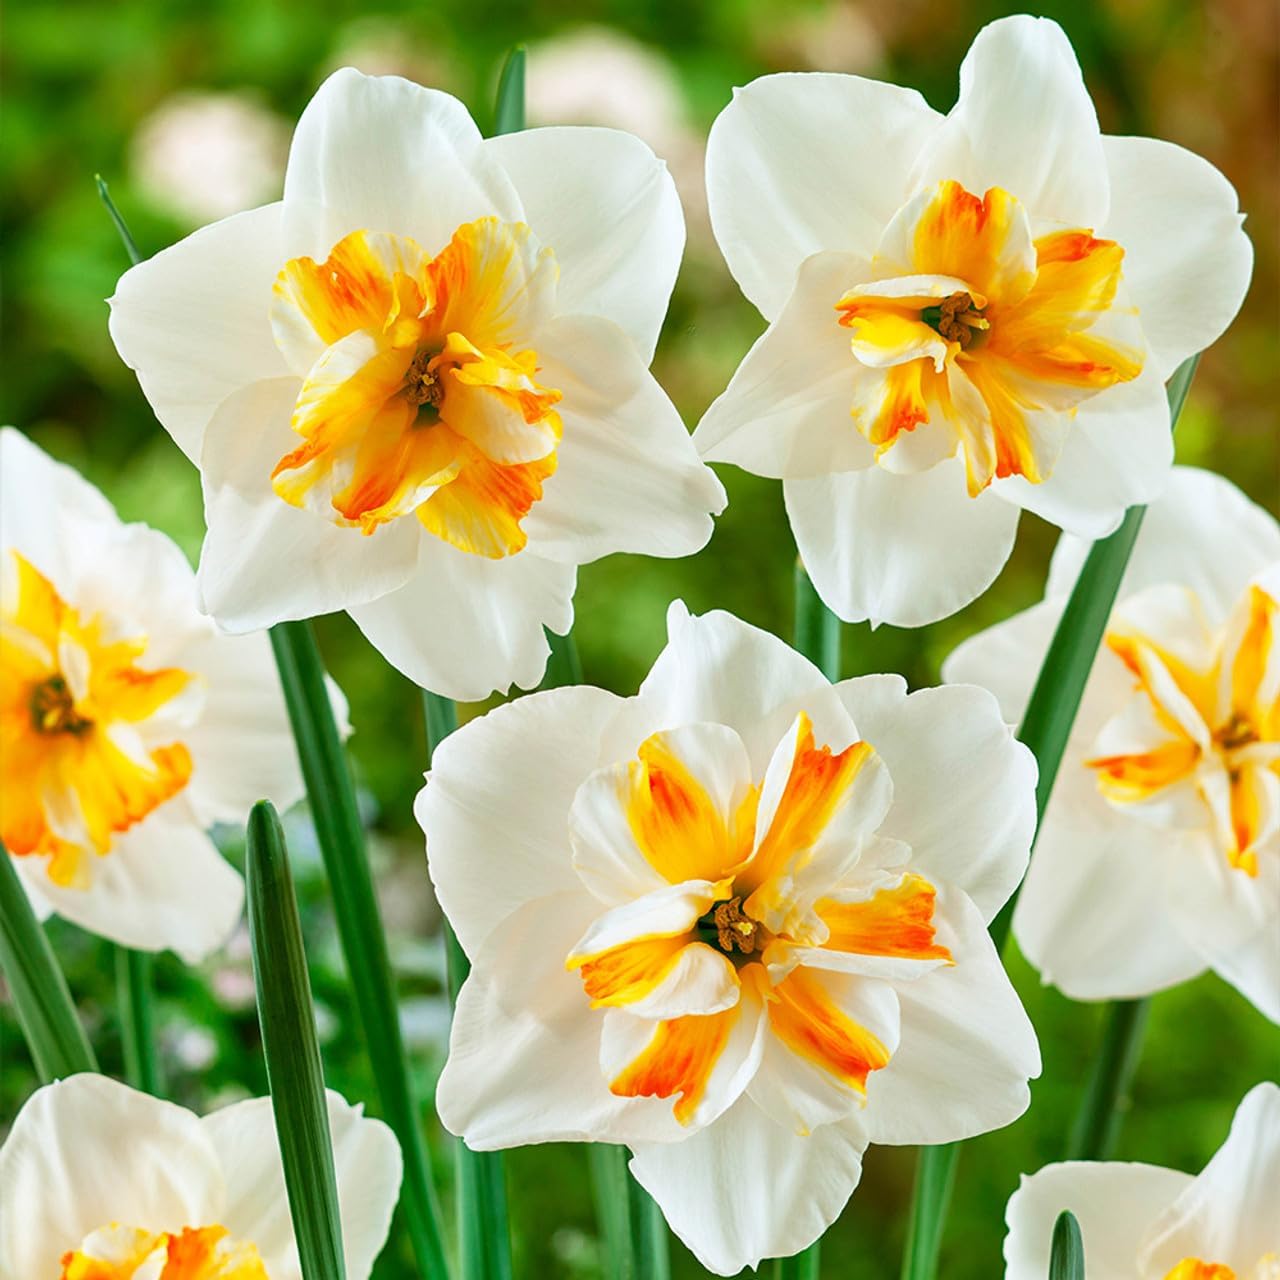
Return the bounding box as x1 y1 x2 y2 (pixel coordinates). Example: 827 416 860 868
107 203 293 462
1140 1083 1280 1276
25 810 243 964
833 676 1037 923
523 314 724 563
568 880 726 959
991 360 1173 540
706 72 943 319
862 884 1040 1145
1004 1160 1192 1280
785 457 1020 628
912 15 1109 229
1046 466 1280 616
1101 134 1252 379
484 126 684 361
437 893 690 1149
348 538 576 702
628 1099 869 1275
0 1075 223 1280
196 378 422 631
283 68 520 254
419 684 627 960
203 1091 402 1280
694 250 879 478
638 603 856 773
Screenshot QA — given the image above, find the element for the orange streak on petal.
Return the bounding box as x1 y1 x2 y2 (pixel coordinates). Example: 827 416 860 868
818 873 952 961
1162 1261 1237 1280
570 934 690 1009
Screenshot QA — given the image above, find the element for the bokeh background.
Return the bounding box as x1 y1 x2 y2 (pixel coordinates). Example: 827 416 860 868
2 0 1278 1275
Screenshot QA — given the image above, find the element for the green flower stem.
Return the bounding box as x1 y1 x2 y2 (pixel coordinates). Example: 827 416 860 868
492 45 527 137
424 689 514 1280
270 620 448 1280
794 560 842 681
899 355 1199 1280
246 800 346 1280
775 1245 822 1280
1067 997 1152 1161
1049 1211 1085 1280
0 840 97 1080
115 946 161 1095
898 1142 959 1280
589 1144 670 1280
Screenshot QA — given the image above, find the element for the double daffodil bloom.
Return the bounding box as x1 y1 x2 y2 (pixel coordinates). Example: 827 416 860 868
945 468 1280 1022
1004 1082 1280 1280
0 430 315 961
0 1074 401 1279
422 602 1039 1273
109 69 724 701
696 15 1252 627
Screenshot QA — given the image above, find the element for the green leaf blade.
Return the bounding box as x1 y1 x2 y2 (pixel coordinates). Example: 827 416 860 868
116 946 162 1095
493 46 527 136
245 799 346 1280
794 560 841 681
1049 1211 1086 1280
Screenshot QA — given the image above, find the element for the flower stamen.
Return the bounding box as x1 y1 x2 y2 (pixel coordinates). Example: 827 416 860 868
402 348 445 419
29 675 92 736
922 291 988 349
698 896 766 956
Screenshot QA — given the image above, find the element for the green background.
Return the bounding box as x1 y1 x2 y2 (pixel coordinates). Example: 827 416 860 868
2 0 1277 1275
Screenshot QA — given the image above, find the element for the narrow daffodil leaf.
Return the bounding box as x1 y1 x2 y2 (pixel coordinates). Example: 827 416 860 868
542 626 584 688
775 1246 821 1280
246 800 346 1280
116 946 162 1095
0 840 97 1081
1067 997 1151 1161
898 1142 960 1280
794 560 842 681
1049 1211 1086 1280
423 689 514 1280
270 621 449 1280
493 46 527 136
95 175 142 265
589 1144 670 1280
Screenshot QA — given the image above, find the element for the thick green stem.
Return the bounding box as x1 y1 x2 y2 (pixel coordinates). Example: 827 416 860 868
794 560 841 681
424 690 514 1280
775 1243 822 1280
1049 1211 1085 1280
270 620 448 1280
898 1143 959 1280
1067 998 1151 1161
589 1144 670 1280
116 947 161 1095
0 841 97 1080
246 800 346 1280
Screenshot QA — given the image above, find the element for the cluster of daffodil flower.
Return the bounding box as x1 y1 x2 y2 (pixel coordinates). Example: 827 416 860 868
1 13 1275 1280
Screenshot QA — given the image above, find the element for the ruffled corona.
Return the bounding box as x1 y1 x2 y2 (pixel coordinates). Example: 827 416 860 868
60 1223 267 1280
1086 578 1279 877
271 220 563 557
836 181 1143 495
1 551 194 888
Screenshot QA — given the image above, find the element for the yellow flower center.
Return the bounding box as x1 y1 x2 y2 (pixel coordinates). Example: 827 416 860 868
270 218 563 558
835 179 1143 496
0 552 194 888
1086 580 1279 876
60 1222 268 1280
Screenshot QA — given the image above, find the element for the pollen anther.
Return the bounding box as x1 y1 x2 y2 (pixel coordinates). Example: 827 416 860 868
923 291 989 349
30 674 92 736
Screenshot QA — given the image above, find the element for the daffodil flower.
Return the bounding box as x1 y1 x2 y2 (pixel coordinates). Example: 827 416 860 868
0 1074 401 1279
109 69 724 701
1004 1081 1280 1279
421 602 1039 1273
695 15 1252 627
0 429 315 962
945 467 1280 1022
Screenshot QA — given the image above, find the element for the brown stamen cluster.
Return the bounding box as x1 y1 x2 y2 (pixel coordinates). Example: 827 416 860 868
30 675 92 736
932 291 986 348
1215 712 1259 752
708 896 764 956
403 349 444 409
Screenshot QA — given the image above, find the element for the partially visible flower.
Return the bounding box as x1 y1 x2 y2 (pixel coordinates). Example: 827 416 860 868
944 467 1280 1021
423 602 1039 1273
1004 1082 1280 1279
696 15 1252 628
110 69 723 701
0 429 313 961
0 1074 401 1279
130 92 290 225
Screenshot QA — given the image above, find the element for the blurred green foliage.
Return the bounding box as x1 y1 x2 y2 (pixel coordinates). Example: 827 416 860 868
2 0 1277 1276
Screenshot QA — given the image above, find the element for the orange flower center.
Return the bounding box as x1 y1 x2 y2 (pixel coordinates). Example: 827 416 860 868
60 1223 268 1280
1 552 194 888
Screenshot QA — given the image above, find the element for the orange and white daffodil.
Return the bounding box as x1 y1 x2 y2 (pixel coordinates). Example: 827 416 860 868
945 467 1280 1022
695 14 1252 628
1004 1081 1280 1280
0 1074 402 1280
108 69 724 702
0 429 318 962
420 602 1040 1273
